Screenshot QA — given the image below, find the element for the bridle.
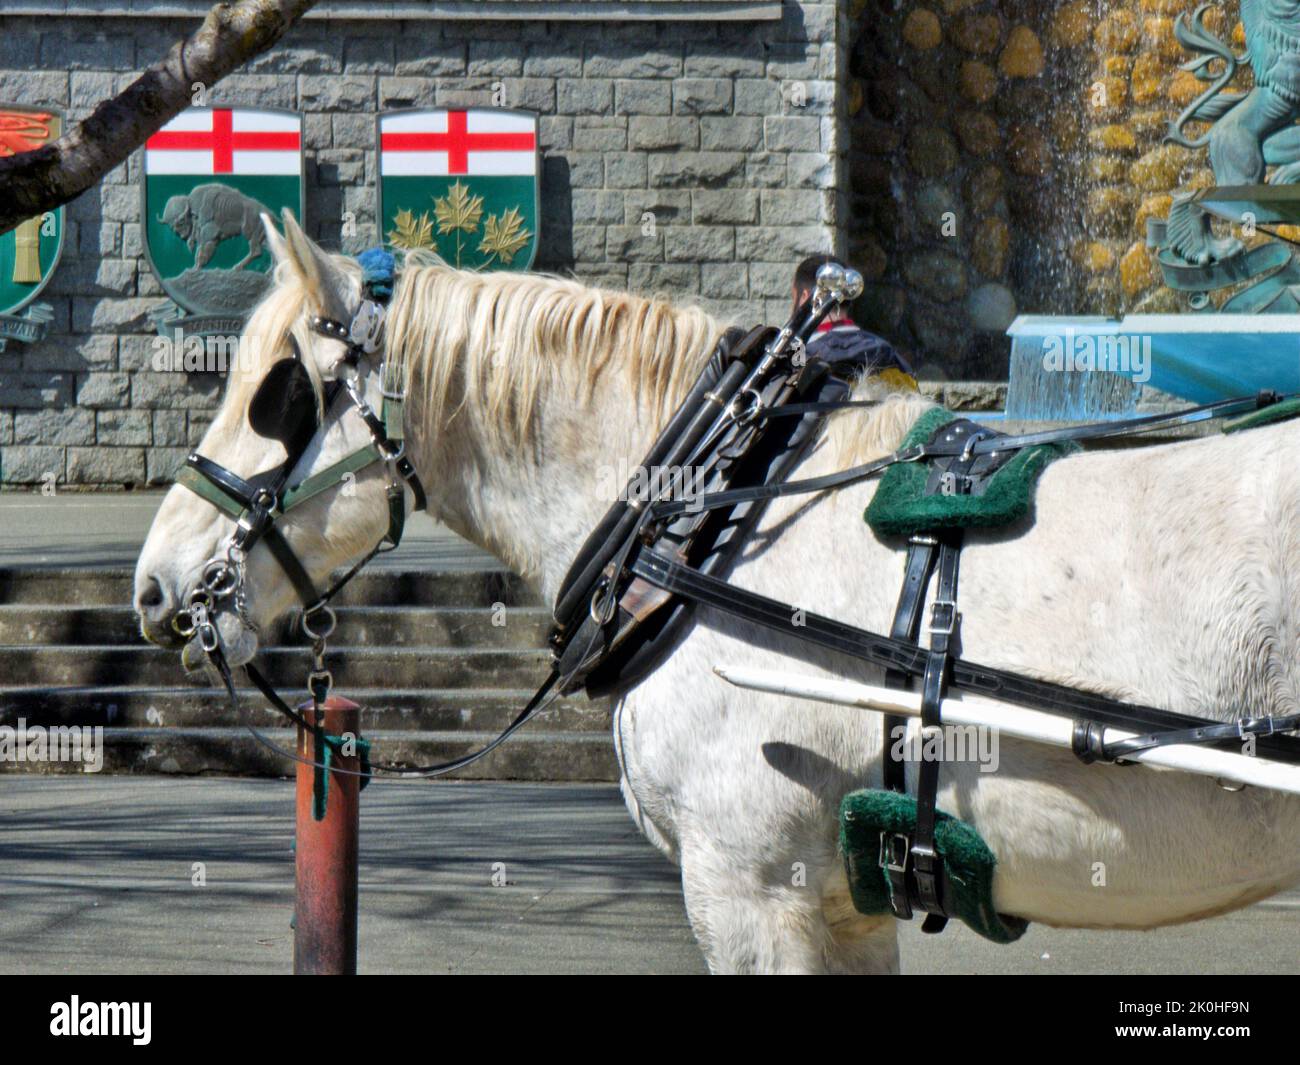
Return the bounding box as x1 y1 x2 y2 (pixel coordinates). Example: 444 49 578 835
171 258 436 774
169 252 570 780
174 302 424 647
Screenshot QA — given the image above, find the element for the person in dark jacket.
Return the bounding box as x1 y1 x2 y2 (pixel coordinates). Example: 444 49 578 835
792 254 913 379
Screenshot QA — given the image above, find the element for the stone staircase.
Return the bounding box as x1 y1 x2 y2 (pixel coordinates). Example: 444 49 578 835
0 564 616 780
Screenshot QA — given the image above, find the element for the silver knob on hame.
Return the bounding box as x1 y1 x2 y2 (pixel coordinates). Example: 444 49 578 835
815 261 846 297
842 268 864 301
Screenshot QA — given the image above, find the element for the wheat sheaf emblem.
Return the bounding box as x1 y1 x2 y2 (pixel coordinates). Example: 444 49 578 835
389 180 532 267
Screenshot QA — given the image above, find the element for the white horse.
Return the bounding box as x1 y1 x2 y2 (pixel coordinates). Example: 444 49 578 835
135 214 1300 973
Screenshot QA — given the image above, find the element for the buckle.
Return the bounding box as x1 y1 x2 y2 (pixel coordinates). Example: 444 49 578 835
928 599 959 637
910 841 938 866
308 668 333 704
727 387 763 426
879 831 911 874
379 359 406 400
589 580 616 625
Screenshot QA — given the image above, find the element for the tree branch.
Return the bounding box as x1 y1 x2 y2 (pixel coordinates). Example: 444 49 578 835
0 0 318 235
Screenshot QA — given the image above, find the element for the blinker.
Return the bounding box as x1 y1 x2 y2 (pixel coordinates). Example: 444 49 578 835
249 357 319 452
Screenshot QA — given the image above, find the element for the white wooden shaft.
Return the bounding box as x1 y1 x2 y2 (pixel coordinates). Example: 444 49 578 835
712 665 1300 797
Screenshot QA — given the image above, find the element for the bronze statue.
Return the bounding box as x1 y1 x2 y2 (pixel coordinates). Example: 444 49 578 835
1155 2 1300 309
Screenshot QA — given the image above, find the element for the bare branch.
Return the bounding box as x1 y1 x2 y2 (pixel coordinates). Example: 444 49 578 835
0 0 318 235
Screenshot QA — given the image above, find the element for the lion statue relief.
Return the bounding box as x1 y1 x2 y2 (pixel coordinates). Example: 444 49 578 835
1165 0 1300 265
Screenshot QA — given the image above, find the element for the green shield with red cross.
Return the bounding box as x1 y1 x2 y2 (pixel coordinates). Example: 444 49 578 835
0 104 65 322
142 106 304 321
377 108 540 271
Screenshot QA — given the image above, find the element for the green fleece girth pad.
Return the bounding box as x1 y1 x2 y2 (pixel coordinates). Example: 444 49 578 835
864 407 1077 538
1221 397 1300 434
839 788 1029 945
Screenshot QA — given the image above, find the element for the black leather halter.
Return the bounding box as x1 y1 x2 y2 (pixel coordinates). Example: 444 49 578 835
174 301 426 641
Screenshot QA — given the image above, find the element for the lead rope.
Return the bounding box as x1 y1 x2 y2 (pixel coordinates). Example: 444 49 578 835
198 602 563 782
186 548 565 781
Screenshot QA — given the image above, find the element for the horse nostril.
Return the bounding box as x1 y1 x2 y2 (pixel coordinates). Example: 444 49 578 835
136 576 168 618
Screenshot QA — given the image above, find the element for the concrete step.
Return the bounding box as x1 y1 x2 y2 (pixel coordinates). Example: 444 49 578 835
0 604 554 648
0 554 613 782
0 566 537 608
0 645 553 689
0 685 608 734
0 727 618 781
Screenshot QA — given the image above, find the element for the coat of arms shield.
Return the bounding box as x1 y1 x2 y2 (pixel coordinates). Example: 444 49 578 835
378 108 539 270
142 106 304 337
0 104 64 350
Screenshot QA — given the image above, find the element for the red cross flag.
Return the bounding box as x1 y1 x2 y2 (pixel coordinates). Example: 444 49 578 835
145 107 302 175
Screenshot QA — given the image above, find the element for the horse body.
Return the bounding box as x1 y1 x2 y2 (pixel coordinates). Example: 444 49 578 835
444 388 1300 966
134 216 1300 973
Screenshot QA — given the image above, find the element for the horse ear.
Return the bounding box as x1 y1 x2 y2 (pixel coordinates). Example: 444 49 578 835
279 208 350 323
261 212 290 268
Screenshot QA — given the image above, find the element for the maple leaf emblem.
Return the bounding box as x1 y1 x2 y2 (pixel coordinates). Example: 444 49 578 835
433 180 484 235
479 208 533 266
387 207 435 250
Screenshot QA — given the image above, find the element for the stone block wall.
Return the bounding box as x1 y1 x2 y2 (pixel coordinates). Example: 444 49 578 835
0 2 843 488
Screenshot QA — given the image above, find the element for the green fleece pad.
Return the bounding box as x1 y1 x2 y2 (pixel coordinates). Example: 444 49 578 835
864 407 1077 538
839 788 1029 945
863 408 1076 540
1221 397 1300 435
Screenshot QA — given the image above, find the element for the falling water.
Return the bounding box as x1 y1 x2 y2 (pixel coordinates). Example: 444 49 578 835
1005 0 1230 420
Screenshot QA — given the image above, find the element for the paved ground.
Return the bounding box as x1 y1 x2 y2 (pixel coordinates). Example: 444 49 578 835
1 776 1295 975
1 495 1295 974
0 491 496 570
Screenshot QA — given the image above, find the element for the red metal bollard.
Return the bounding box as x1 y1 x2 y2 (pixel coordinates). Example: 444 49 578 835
294 695 362 975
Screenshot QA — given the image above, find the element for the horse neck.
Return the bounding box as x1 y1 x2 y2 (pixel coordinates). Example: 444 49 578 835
412 376 659 608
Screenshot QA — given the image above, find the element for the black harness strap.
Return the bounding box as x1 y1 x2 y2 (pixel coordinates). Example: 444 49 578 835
911 531 963 932
234 659 562 779
640 389 1297 530
628 548 1300 765
882 537 938 793
1079 712 1300 763
262 525 322 609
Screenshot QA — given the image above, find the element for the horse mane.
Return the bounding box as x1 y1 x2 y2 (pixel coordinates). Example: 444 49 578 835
384 251 728 453
242 244 933 471
824 377 938 467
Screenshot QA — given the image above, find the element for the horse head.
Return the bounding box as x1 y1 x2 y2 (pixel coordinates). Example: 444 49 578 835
134 211 418 672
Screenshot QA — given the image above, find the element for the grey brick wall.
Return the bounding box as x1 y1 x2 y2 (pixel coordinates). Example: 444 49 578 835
0 3 845 488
